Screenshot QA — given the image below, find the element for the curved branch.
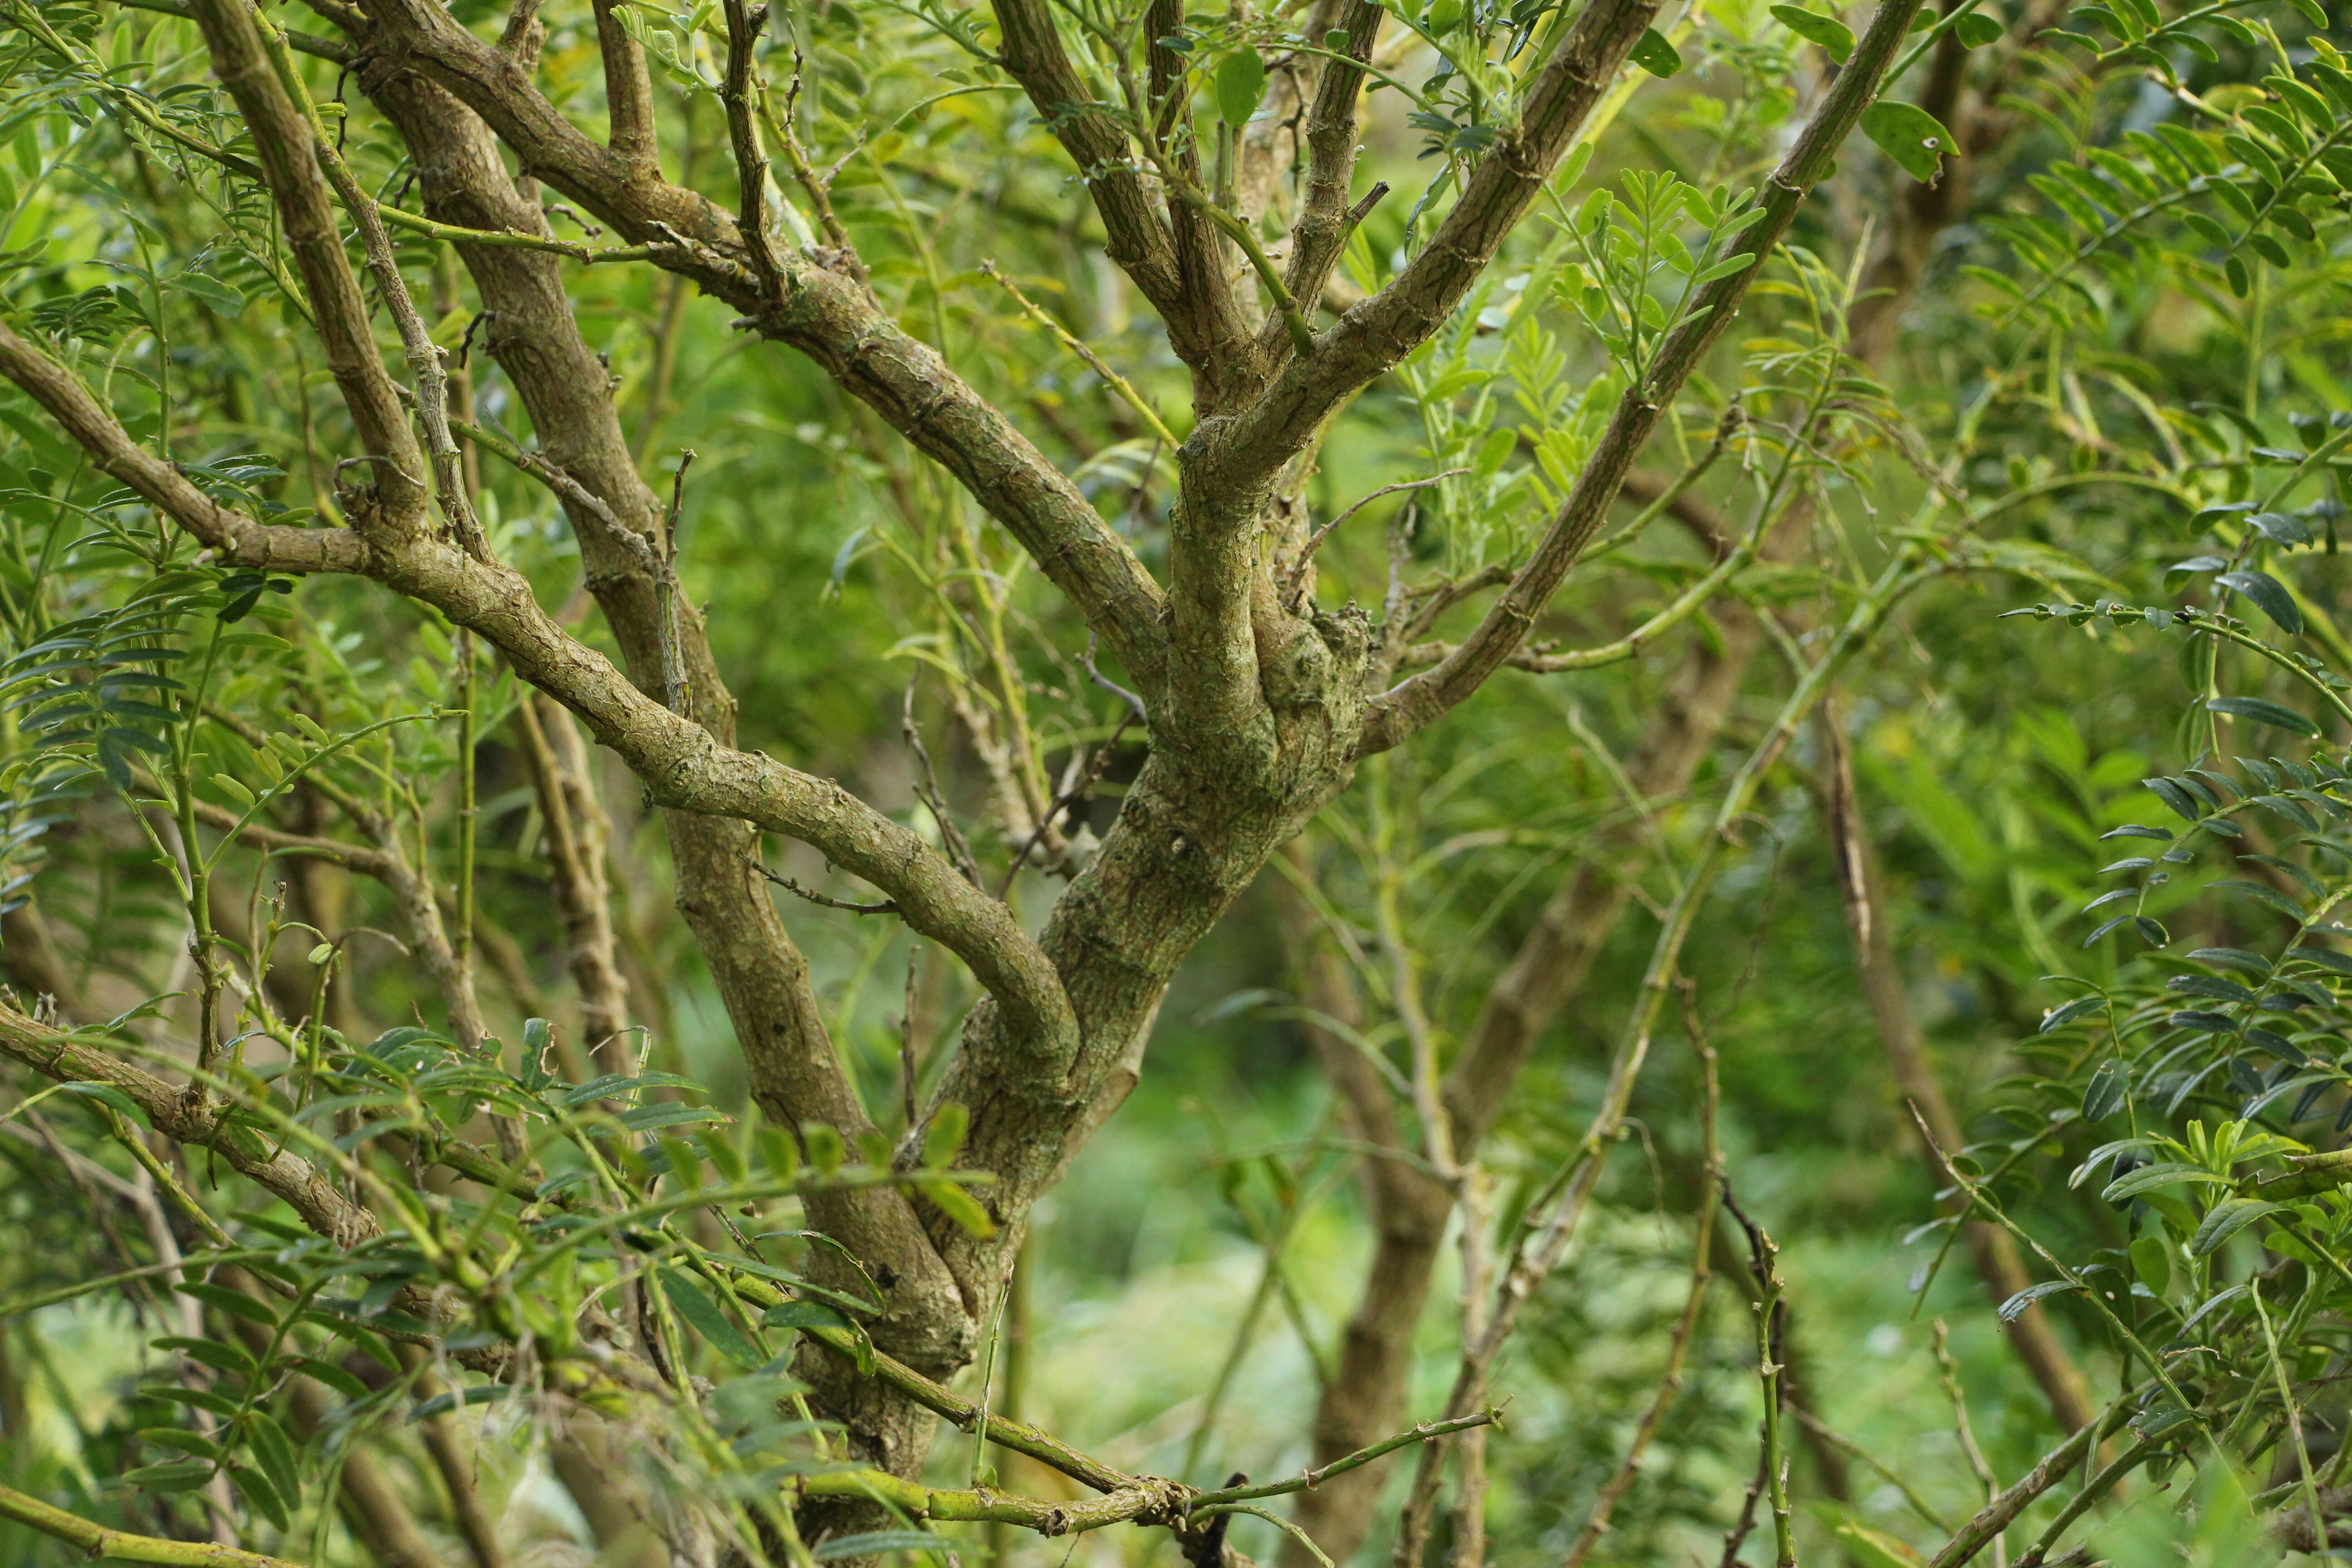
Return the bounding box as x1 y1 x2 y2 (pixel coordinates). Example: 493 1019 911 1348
0 1001 379 1247
1357 0 1936 753
324 0 1171 688
0 323 1080 1072
1194 0 1665 505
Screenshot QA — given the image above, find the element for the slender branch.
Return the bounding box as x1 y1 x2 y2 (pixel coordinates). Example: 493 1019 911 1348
1356 0 1940 753
2008 1438 2153 1568
981 262 1175 446
720 0 779 286
0 1484 302 1568
1926 1402 2126 1568
1561 979 1722 1566
1196 1409 1501 1507
372 199 657 264
189 0 429 533
748 855 899 916
1285 470 1467 611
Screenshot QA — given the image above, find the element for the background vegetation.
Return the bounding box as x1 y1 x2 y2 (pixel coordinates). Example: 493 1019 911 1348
4 0 2352 1563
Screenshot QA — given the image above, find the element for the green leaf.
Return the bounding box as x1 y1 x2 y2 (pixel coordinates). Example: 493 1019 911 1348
921 1102 969 1168
227 1464 288 1531
408 1385 519 1421
247 1411 301 1510
615 1104 725 1134
1953 10 2002 45
173 271 245 318
2102 1161 2228 1201
2142 776 2201 822
141 1385 241 1419
1215 47 1267 127
2214 570 2301 634
2190 1197 2285 1255
1691 252 1759 285
659 1266 764 1368
294 1357 372 1400
152 1335 257 1380
2205 696 2318 736
2130 1234 2172 1294
2040 995 2106 1032
62 1079 145 1123
1628 27 1682 75
763 1299 856 1333
173 1280 278 1327
2208 877 2307 921
1997 1279 2080 1320
2083 1060 2129 1120
1769 5 1854 60
124 1461 215 1493
920 1177 997 1239
135 1427 221 1460
1860 101 1954 182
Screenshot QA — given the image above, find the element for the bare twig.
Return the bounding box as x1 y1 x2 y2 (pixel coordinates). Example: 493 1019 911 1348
1724 1182 1796 1568
981 262 1175 447
745 855 899 916
996 713 1133 895
902 678 987 887
1561 977 1724 1566
1284 470 1468 612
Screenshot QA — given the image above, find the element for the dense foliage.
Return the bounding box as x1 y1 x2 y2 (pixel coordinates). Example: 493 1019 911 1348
4 0 2352 1562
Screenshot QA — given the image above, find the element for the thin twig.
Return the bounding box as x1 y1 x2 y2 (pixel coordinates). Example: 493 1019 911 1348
981 262 1175 447
995 712 1132 895
1284 469 1468 612
1934 1319 2003 1565
720 0 779 287
1562 976 1724 1566
658 451 695 717
902 678 986 887
1724 1181 1797 1568
1083 632 1148 727
745 855 898 916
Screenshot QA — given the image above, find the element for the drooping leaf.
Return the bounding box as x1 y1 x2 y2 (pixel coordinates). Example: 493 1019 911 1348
2040 995 2106 1032
1769 5 1855 59
659 1267 764 1368
2102 1161 2228 1201
1628 27 1682 75
1998 1278 2081 1320
2083 1059 2130 1120
2215 569 2302 634
2207 877 2307 921
2130 1234 2172 1294
1952 10 2002 45
2190 1197 2286 1255
2205 696 2318 736
1860 101 1954 182
1215 48 1267 126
